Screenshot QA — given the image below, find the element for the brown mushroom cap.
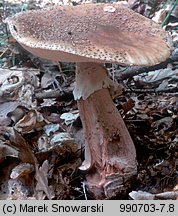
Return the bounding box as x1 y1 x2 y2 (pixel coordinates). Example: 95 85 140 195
5 3 172 66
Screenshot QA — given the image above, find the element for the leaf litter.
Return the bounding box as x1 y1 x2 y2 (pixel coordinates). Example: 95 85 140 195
0 0 177 200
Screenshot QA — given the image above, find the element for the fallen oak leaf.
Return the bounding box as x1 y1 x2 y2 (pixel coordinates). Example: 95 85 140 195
0 140 19 161
35 160 55 200
14 110 45 134
0 127 35 164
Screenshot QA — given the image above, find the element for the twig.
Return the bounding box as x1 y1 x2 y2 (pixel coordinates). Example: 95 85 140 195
0 47 8 58
82 181 88 200
125 119 147 123
117 62 169 80
34 90 73 100
127 86 178 94
34 90 62 100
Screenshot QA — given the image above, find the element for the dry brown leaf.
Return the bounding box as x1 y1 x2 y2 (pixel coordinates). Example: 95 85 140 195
8 106 26 124
35 160 55 200
0 68 39 103
50 132 73 144
53 158 82 199
10 163 34 179
151 116 174 131
122 98 135 114
7 179 33 200
41 71 59 89
14 110 45 134
134 68 176 84
0 140 19 161
0 127 35 164
0 68 24 101
0 102 20 124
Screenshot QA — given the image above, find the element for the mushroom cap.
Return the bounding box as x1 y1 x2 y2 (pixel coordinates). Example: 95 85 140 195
5 3 172 66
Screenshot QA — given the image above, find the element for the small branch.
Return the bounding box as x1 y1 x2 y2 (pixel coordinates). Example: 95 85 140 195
126 86 178 94
34 90 62 100
82 182 88 200
34 90 73 100
117 62 168 80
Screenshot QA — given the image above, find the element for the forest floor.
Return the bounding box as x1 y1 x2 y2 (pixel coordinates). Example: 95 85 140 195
0 0 177 200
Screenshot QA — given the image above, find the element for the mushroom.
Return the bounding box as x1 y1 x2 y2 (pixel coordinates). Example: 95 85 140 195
5 3 172 199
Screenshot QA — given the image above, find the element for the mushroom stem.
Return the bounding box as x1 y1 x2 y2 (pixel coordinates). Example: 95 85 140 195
75 62 137 199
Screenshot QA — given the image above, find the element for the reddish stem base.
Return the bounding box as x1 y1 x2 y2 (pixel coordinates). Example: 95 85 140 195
78 88 137 199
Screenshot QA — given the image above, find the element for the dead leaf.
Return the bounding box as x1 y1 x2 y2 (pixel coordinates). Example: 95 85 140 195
155 191 178 200
129 190 178 200
43 123 60 136
10 163 34 179
37 134 50 152
151 116 174 131
134 68 176 84
7 179 32 200
8 106 25 124
0 127 35 164
35 160 55 200
41 70 61 89
122 98 135 114
60 110 79 125
14 110 45 133
0 68 24 101
40 98 57 107
18 84 37 109
53 158 82 199
0 102 20 126
50 132 74 147
0 140 19 161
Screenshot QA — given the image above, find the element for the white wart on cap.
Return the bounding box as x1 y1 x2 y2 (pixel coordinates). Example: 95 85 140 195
5 3 172 66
